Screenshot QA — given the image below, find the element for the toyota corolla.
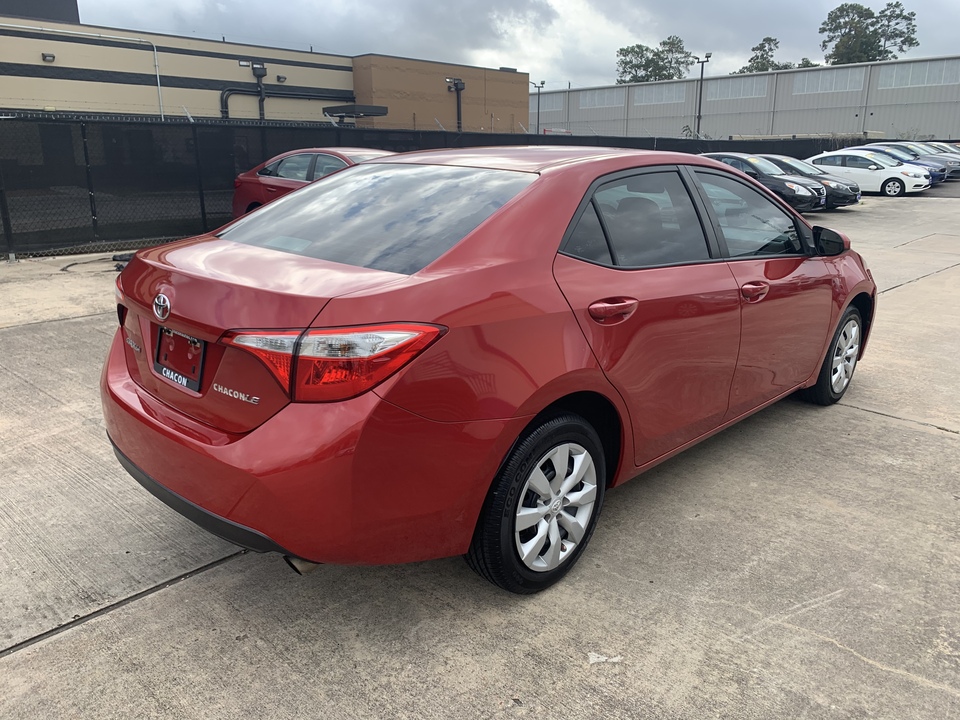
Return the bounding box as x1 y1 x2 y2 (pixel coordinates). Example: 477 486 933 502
102 146 876 594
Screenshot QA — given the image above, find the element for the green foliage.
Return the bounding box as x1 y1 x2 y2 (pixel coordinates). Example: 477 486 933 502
819 1 918 65
876 1 919 58
734 37 796 74
797 57 821 68
616 35 696 83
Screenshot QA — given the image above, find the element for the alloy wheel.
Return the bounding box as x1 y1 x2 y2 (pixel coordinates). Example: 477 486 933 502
514 442 598 572
831 318 860 393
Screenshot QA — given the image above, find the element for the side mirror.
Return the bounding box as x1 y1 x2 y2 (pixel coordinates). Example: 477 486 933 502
743 168 759 178
868 165 880 170
813 226 850 256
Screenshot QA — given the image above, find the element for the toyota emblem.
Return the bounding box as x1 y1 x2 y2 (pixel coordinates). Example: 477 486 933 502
153 293 171 322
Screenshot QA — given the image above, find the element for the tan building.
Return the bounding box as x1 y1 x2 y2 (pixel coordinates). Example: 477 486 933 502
0 14 529 132
353 55 529 133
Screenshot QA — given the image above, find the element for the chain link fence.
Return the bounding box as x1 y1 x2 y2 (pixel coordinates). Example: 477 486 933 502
0 115 873 259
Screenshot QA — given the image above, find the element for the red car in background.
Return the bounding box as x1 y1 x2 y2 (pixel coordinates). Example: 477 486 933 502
104 147 876 594
231 147 395 217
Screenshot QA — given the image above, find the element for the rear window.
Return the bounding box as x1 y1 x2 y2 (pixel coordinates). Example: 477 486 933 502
219 164 536 274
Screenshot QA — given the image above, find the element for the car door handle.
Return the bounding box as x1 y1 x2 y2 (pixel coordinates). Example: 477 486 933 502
740 282 770 302
266 187 278 192
588 298 639 324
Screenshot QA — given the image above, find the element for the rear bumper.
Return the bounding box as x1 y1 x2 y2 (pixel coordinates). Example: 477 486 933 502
111 440 294 556
101 330 524 565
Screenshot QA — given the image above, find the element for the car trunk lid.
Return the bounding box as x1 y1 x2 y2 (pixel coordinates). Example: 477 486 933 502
116 236 405 433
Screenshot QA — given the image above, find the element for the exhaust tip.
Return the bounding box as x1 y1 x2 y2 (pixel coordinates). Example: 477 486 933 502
283 556 320 575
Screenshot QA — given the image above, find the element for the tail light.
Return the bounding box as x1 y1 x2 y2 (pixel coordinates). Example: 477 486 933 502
222 324 445 402
234 178 242 188
115 275 127 326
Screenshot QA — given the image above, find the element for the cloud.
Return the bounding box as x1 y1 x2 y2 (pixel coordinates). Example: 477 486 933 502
77 0 960 89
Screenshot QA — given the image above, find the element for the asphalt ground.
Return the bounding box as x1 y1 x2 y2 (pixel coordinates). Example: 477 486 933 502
1 182 958 718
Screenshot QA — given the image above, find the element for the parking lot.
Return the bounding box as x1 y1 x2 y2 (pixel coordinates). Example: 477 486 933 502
1 182 959 718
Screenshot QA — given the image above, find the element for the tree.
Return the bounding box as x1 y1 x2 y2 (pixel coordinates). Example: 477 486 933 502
819 2 919 65
819 3 882 64
797 57 821 68
875 1 919 59
616 35 695 83
734 37 796 74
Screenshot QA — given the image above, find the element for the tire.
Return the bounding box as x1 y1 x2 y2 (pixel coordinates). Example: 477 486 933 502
802 306 863 406
881 178 905 197
245 202 262 214
466 412 606 594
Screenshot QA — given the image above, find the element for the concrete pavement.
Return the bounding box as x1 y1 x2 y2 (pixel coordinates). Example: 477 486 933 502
0 185 958 718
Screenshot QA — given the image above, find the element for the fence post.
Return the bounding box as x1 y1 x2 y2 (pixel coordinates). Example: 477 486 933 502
191 124 208 232
0 160 14 260
79 122 99 241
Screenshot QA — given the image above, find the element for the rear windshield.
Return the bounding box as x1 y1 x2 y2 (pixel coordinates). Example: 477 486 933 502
220 163 536 274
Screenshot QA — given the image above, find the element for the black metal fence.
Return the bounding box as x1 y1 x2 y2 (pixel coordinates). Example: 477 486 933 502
0 116 872 258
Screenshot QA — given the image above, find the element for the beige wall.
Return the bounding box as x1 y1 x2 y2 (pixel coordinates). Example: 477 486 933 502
0 16 528 130
352 55 529 133
0 15 353 120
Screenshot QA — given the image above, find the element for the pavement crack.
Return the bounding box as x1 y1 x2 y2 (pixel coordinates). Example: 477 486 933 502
739 589 846 641
879 260 960 295
0 551 244 661
840 403 959 436
778 621 960 700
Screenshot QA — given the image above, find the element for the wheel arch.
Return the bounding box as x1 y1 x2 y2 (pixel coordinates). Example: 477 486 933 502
520 391 625 488
847 291 875 356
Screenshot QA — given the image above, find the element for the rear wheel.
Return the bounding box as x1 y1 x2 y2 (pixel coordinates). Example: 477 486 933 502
466 413 605 594
802 306 862 406
881 178 905 197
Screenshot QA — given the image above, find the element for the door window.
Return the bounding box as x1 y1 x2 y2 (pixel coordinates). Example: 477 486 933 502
695 172 804 258
586 172 711 267
845 155 877 169
564 202 613 265
719 157 752 174
813 155 842 167
275 154 313 181
313 154 349 179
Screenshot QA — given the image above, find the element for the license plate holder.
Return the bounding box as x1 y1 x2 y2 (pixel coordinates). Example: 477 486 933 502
154 326 205 392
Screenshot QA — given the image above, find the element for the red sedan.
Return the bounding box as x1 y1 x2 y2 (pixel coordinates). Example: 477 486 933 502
231 147 395 217
103 147 876 594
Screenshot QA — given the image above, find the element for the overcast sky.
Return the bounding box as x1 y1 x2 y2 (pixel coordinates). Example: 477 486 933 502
77 1 960 89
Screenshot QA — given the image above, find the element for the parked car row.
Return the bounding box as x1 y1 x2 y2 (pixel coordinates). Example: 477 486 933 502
233 141 960 221
701 140 960 211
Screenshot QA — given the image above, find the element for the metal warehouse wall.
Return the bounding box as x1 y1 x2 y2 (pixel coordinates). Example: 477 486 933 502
533 55 960 140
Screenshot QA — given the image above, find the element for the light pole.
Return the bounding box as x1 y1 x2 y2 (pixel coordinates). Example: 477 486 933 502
694 52 712 137
530 80 545 135
445 77 465 132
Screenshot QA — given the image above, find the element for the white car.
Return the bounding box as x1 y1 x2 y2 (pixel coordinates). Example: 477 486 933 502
806 150 930 197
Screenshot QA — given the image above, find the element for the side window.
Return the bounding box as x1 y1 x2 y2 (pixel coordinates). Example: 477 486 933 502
845 156 874 169
258 160 280 177
814 156 842 167
275 154 312 181
563 202 612 265
593 171 711 267
695 172 804 258
313 154 349 179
